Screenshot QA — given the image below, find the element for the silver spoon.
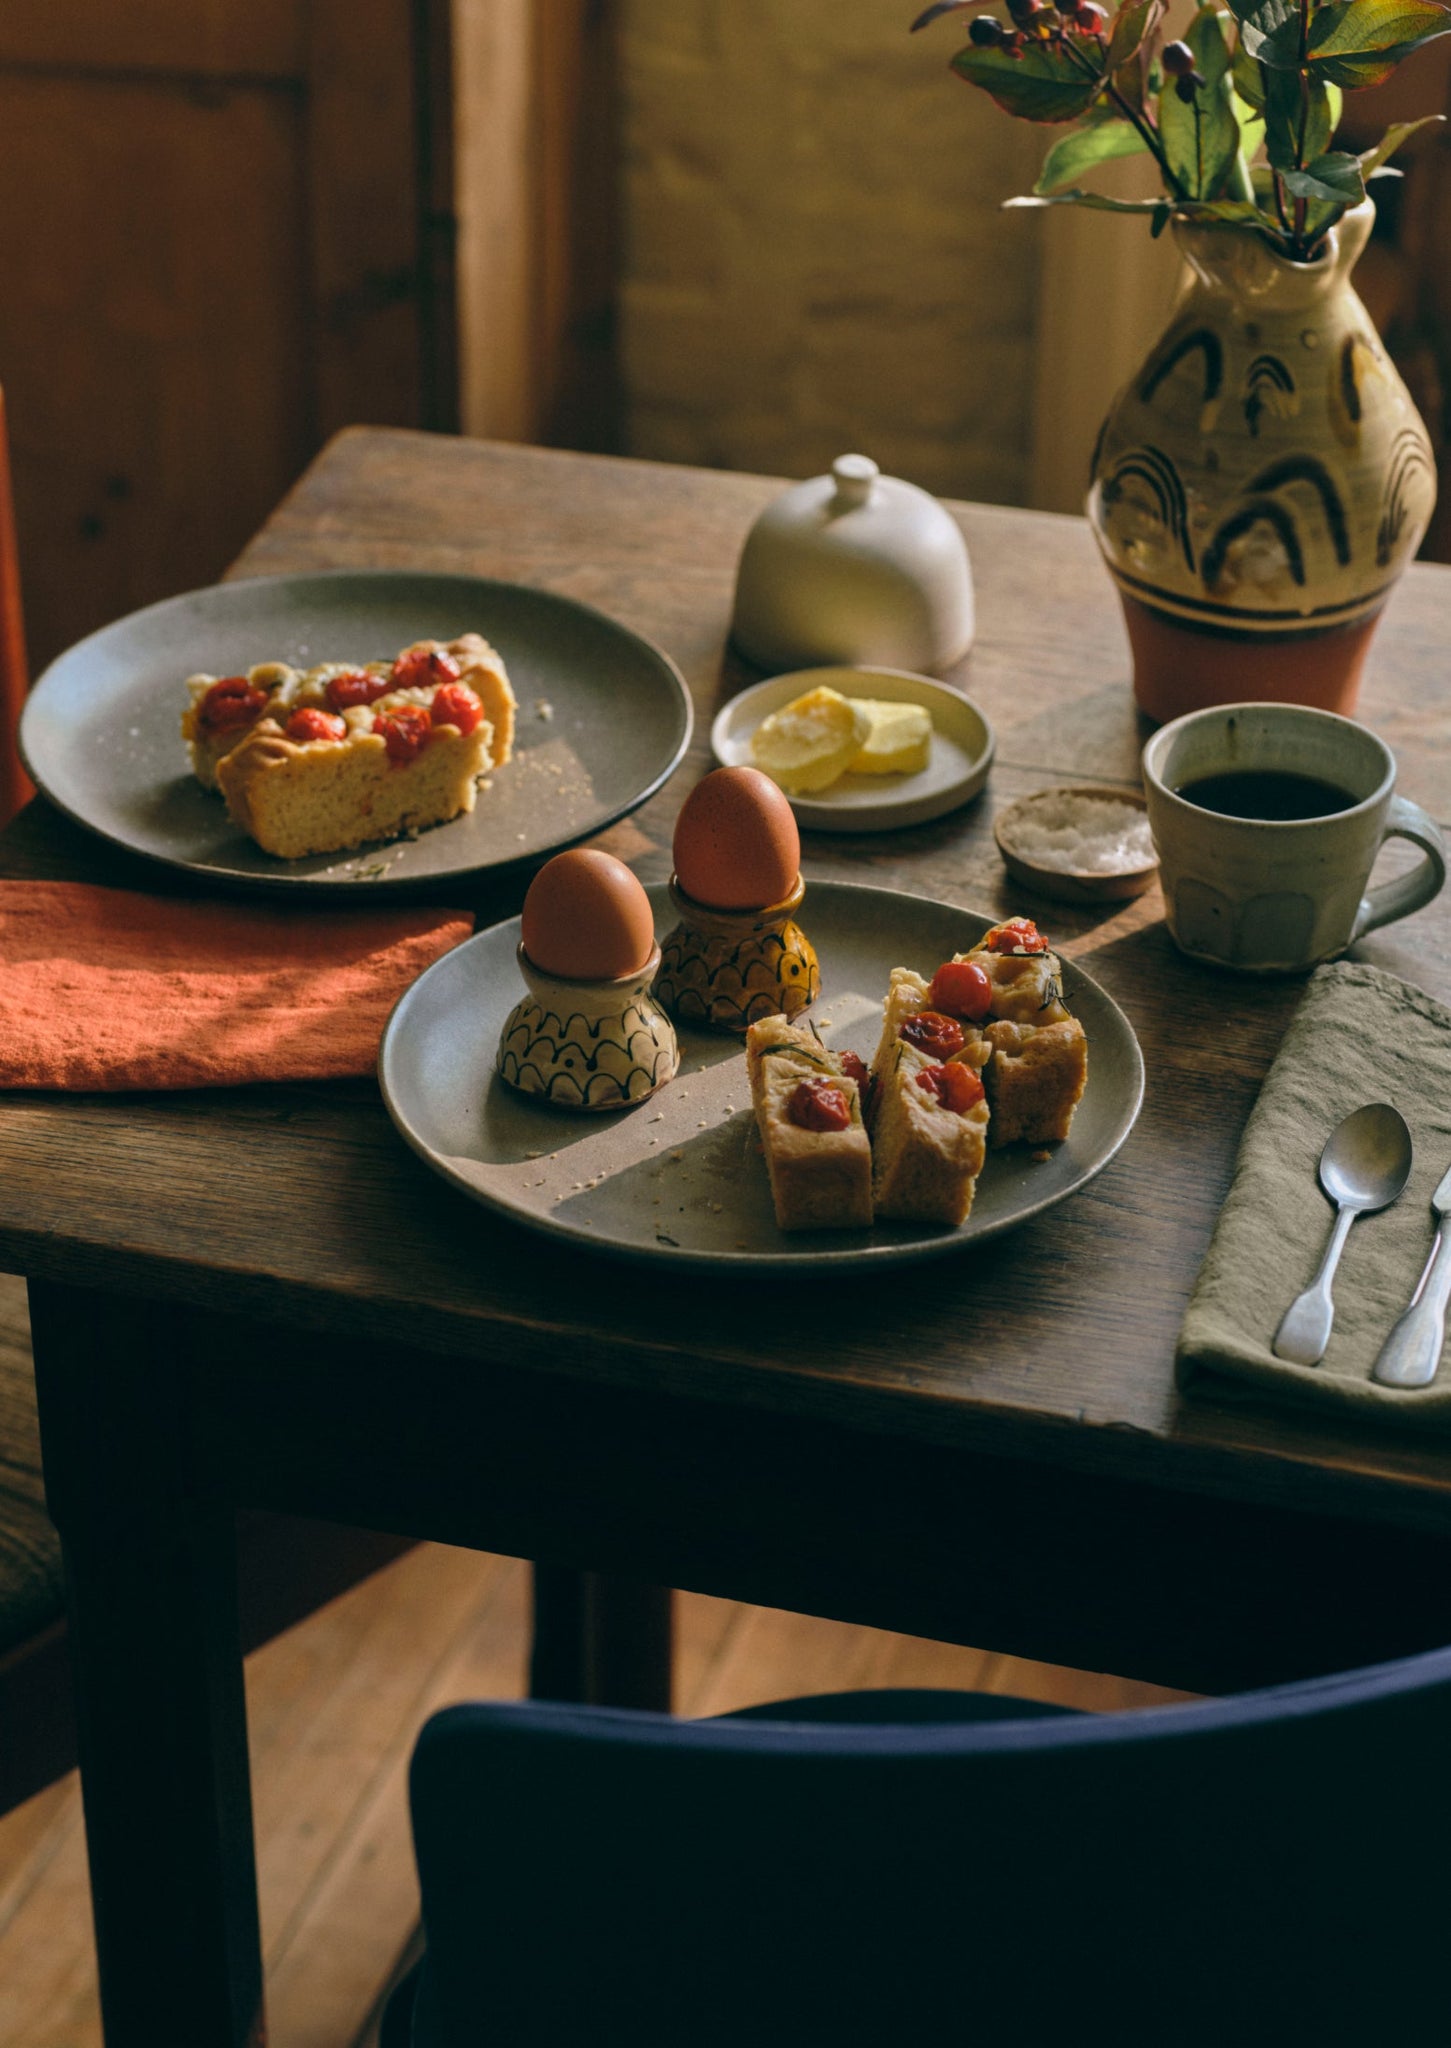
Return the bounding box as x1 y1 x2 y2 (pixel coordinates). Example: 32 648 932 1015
1272 1102 1413 1367
1371 1160 1451 1388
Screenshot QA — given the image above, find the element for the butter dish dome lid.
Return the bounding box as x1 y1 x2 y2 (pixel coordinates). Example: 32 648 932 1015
731 454 975 677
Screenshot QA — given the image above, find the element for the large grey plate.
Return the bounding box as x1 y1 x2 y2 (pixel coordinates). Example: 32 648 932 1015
380 880 1144 1271
18 571 692 892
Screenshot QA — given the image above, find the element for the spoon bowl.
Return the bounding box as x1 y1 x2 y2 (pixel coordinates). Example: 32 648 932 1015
1273 1102 1413 1367
1320 1101 1414 1212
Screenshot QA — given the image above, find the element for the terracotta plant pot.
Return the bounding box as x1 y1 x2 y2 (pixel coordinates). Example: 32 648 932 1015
1089 202 1437 723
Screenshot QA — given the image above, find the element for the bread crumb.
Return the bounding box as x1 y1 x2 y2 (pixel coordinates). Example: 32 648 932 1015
536 700 555 720
1030 1148 1053 1163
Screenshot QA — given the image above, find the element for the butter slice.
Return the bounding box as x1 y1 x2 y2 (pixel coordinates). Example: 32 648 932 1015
848 699 932 777
750 686 872 794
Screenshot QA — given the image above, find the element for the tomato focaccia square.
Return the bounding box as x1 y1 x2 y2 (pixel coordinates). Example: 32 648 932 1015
868 970 990 1226
216 679 495 861
745 1015 873 1232
182 634 516 793
958 918 1087 1146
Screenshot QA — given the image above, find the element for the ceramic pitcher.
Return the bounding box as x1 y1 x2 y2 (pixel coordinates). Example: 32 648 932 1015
1089 201 1437 723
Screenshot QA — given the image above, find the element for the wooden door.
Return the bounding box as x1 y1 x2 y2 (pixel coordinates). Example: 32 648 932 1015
0 0 453 673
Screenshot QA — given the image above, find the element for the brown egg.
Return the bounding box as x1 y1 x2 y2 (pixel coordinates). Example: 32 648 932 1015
520 849 656 980
673 766 801 910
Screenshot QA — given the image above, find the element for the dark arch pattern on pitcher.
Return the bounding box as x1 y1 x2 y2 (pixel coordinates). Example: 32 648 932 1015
1139 327 1224 407
1100 446 1195 572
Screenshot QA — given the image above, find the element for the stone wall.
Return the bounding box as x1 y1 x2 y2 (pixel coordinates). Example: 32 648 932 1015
617 0 1048 506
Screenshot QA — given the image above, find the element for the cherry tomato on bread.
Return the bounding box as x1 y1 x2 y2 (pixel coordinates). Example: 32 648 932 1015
984 917 1047 955
429 682 484 733
898 1010 966 1060
197 676 266 733
285 708 347 743
916 1063 985 1112
926 959 992 1020
325 669 392 712
374 703 432 765
787 1078 851 1132
391 646 461 693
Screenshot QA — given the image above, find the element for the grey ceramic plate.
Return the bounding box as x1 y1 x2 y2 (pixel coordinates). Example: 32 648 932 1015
379 880 1144 1272
711 667 994 833
19 570 693 892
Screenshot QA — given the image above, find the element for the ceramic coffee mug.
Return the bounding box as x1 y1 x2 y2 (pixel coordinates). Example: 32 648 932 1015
1141 703 1446 973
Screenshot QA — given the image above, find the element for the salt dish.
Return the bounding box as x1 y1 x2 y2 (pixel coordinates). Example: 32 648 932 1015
994 786 1158 904
731 454 975 675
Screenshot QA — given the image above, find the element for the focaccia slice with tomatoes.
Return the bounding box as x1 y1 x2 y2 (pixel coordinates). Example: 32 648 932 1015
868 969 991 1226
745 1015 873 1231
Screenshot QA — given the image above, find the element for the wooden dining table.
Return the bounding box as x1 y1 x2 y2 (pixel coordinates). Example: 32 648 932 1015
8 428 1451 2046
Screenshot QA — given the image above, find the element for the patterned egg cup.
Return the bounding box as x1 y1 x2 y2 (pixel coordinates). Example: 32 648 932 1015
653 873 820 1035
497 941 679 1112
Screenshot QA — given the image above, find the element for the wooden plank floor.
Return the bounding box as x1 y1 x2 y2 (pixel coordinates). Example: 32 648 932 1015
0 1275 1193 2047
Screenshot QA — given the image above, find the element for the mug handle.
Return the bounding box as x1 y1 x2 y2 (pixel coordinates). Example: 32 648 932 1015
1350 795 1447 943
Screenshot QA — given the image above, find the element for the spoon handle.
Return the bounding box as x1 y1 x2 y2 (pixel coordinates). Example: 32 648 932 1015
1274 1203 1356 1366
1372 1223 1451 1389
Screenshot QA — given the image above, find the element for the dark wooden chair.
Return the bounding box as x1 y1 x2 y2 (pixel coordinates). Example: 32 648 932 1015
384 1654 1451 2044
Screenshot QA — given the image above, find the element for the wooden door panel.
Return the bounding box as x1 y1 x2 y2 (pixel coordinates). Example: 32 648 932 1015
0 73 309 668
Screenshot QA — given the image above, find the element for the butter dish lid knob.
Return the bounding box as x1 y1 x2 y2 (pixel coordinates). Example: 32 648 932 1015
830 453 879 512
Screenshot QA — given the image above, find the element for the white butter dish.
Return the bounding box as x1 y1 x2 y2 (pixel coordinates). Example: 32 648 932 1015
731 455 975 676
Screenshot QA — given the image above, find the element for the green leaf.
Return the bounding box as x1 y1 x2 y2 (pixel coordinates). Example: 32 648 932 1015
1281 148 1368 201
951 39 1104 122
1005 189 1173 218
1231 39 1267 105
1159 7 1241 198
1229 81 1267 157
1307 0 1451 82
1223 0 1295 26
1035 117 1150 191
1262 66 1335 167
1310 0 1451 56
1108 0 1164 67
1359 112 1446 173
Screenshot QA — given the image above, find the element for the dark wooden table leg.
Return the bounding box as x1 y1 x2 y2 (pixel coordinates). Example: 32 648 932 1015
530 1566 673 1711
29 1282 265 2048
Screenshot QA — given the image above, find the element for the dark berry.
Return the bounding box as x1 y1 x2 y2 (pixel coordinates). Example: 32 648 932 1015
1162 39 1195 75
1075 1 1107 28
968 13 1004 42
1174 71 1198 101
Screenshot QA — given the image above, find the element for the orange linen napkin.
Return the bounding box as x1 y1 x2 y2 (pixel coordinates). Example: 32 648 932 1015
0 881 474 1090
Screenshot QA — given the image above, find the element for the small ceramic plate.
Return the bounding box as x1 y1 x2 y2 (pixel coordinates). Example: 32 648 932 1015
710 667 993 833
379 878 1144 1272
994 786 1159 905
19 570 693 893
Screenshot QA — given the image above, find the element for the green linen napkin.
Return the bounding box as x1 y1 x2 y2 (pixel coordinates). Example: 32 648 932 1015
1177 960 1451 1428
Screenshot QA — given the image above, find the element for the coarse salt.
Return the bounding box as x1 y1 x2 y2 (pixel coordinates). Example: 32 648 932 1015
1005 792 1155 875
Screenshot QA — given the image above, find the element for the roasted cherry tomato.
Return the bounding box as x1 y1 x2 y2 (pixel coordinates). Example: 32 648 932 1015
837 1050 870 1089
390 646 461 693
787 1077 851 1133
325 669 392 712
429 682 484 734
285 707 347 743
374 703 432 765
985 917 1047 955
197 676 266 733
927 959 993 1020
916 1062 985 1112
898 1010 966 1059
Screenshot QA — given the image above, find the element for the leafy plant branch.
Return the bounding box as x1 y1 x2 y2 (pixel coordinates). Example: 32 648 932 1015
912 0 1451 260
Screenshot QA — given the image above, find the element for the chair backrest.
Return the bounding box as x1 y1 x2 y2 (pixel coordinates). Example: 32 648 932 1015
403 1653 1451 2045
0 385 31 829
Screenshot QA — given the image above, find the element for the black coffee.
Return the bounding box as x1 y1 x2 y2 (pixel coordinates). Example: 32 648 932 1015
1173 769 1359 821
